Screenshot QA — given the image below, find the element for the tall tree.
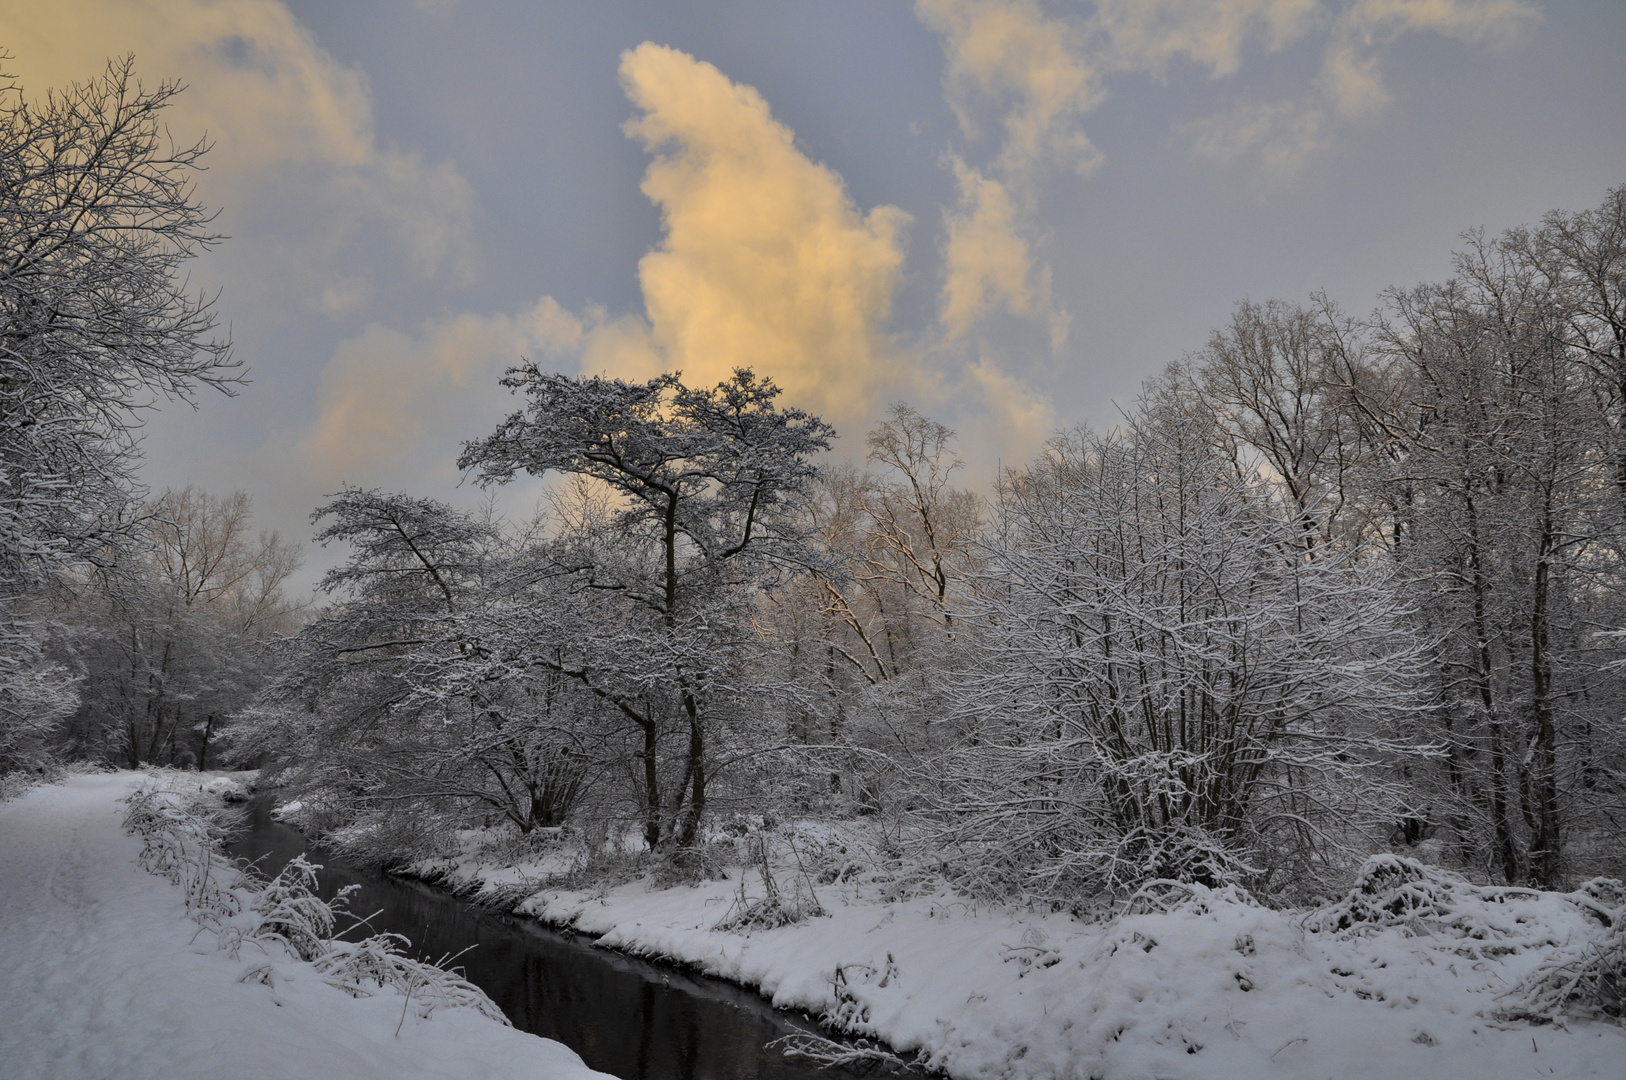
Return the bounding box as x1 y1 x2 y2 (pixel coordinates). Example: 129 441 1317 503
459 367 832 848
934 404 1426 900
1368 213 1626 887
61 488 301 769
0 54 236 777
0 54 236 588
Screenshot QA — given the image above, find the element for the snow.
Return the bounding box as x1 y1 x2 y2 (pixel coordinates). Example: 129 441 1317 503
415 826 1626 1080
201 774 249 802
0 773 613 1080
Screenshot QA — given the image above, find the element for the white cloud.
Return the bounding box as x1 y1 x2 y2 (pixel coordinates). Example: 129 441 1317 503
1321 0 1539 118
1178 0 1538 175
1093 0 1322 77
1179 95 1331 173
913 0 1541 185
916 0 1105 177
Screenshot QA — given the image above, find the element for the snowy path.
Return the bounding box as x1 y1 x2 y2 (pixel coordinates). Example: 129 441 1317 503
0 775 612 1080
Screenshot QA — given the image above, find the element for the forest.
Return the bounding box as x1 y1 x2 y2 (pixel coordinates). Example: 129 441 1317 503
4 55 1624 911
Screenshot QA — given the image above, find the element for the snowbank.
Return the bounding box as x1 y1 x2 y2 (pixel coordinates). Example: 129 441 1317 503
0 773 612 1080
417 826 1626 1079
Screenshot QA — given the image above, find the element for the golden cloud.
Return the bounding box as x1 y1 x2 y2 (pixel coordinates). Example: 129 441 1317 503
916 0 1104 177
941 161 1036 340
0 0 474 281
303 297 582 477
589 42 914 434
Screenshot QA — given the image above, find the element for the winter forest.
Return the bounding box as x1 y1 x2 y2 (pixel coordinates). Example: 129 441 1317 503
4 30 1626 1080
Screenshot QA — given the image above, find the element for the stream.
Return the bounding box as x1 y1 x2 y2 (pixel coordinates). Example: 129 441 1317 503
225 799 869 1080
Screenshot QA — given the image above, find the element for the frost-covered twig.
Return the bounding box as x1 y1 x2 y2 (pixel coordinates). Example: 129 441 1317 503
314 935 509 1026
247 855 357 961
121 781 243 929
768 1030 919 1073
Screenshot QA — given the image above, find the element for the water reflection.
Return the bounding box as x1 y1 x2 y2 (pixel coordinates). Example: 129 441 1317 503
225 801 864 1080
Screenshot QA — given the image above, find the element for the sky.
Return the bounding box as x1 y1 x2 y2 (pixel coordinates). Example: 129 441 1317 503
3 0 1623 593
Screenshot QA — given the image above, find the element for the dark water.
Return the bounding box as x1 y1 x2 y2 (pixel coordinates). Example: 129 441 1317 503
225 800 865 1080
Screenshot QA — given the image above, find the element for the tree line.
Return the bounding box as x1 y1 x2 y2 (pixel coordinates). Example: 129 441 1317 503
0 56 297 779
3 53 1620 898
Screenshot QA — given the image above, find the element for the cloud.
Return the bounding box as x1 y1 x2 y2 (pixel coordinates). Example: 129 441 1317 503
1320 0 1539 118
303 297 581 478
916 0 1104 177
958 354 1057 471
1092 0 1321 77
1180 96 1331 173
941 161 1038 339
1179 0 1539 175
914 1 1540 186
307 42 1058 482
586 42 915 434
0 0 475 285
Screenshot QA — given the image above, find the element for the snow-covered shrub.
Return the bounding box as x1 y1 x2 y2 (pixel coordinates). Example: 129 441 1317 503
1497 879 1626 1025
1499 921 1626 1025
314 933 509 1026
653 840 730 888
248 855 357 961
1302 855 1540 941
203 775 249 802
933 419 1429 902
713 833 825 931
122 777 513 1028
1124 878 1260 917
121 780 243 928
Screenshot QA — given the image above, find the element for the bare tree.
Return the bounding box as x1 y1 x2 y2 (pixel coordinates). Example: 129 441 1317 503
1366 211 1626 887
929 401 1428 901
0 53 236 777
1171 297 1378 552
60 488 301 769
0 54 237 589
238 490 613 845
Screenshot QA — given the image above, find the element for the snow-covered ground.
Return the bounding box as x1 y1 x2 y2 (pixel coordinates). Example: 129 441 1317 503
415 826 1626 1080
0 773 612 1080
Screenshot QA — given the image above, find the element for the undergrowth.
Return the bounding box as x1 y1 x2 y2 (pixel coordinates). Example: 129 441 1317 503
122 776 509 1031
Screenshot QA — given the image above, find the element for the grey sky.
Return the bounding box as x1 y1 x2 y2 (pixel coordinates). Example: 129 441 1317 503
5 1 1622 594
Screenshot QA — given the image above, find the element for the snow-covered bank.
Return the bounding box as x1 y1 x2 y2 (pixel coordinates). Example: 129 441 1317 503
0 773 612 1080
416 830 1626 1079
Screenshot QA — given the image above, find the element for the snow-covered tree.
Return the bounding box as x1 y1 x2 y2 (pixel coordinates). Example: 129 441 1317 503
58 488 301 769
0 54 235 777
234 490 607 841
928 402 1428 901
1363 202 1626 886
459 368 833 849
0 55 236 589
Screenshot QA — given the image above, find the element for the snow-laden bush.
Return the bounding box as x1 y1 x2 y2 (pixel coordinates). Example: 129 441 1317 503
248 855 356 961
1299 855 1626 1026
203 775 250 802
1304 855 1546 943
1497 878 1626 1026
122 780 244 929
1499 920 1625 1025
122 776 510 1029
314 933 508 1026
713 833 825 932
934 420 1430 902
1124 877 1261 917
